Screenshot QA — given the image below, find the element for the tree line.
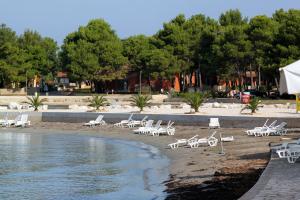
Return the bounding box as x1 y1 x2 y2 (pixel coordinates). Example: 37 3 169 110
0 9 299 92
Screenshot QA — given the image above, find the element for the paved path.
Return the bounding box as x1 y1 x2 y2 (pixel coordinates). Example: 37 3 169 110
240 152 300 200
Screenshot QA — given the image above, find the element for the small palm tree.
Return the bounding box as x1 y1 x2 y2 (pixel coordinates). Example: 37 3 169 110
183 92 205 113
23 94 47 111
88 95 109 111
130 95 151 112
241 97 262 114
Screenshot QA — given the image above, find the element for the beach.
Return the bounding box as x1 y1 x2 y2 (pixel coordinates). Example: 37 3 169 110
3 122 298 199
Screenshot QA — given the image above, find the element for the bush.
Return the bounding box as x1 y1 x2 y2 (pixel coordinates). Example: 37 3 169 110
88 95 109 110
23 94 47 111
241 97 262 114
183 92 206 113
130 95 151 112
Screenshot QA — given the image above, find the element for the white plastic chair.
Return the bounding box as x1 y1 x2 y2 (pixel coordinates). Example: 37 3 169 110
255 122 287 137
114 114 133 127
133 120 154 134
144 120 162 135
245 119 277 136
168 135 199 149
84 115 105 127
188 131 218 148
151 121 175 136
127 116 148 128
209 118 220 129
14 114 30 127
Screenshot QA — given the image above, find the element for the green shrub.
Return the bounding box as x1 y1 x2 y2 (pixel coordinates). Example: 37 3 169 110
241 97 262 114
130 95 151 112
23 94 47 111
88 95 109 110
183 92 206 113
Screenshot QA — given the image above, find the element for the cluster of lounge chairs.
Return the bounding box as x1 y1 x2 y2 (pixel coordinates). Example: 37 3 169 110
245 119 287 137
132 120 175 136
113 114 176 136
0 113 30 127
168 130 234 149
273 139 300 164
84 114 176 136
114 114 148 128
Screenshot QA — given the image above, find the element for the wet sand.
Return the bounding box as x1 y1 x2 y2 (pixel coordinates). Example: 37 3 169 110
2 122 298 199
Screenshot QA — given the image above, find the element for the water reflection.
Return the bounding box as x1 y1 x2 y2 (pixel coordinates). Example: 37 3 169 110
0 132 169 200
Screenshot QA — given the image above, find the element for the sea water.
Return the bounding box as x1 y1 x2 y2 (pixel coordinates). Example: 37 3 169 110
0 132 169 200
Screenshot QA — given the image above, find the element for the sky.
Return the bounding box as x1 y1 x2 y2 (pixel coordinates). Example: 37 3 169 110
0 0 300 44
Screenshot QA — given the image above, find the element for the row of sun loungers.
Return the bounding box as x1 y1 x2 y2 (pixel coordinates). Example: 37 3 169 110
245 119 287 137
168 131 234 149
112 114 176 136
273 139 300 163
0 113 30 128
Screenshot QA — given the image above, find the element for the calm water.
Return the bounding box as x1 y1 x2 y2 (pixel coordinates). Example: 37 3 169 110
0 132 169 200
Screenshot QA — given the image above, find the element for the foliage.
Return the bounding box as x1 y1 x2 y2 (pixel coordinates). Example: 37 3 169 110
1 9 300 93
183 92 206 112
87 95 109 110
241 97 262 114
23 94 47 111
211 91 229 98
0 25 58 88
130 95 151 112
61 19 127 84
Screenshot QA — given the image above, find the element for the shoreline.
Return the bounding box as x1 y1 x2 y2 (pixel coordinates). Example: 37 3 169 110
1 122 294 199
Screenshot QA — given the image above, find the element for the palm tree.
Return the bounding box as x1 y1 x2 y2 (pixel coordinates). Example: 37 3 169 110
241 97 262 114
23 94 47 111
183 93 206 113
130 95 151 112
88 95 109 111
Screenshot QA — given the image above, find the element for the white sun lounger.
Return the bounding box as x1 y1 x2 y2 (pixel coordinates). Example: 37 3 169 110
114 114 133 128
14 114 31 127
188 131 218 148
245 119 277 136
168 135 199 149
151 121 175 136
84 115 106 127
126 116 148 128
133 120 154 134
254 122 287 137
144 120 162 135
2 114 22 127
275 139 300 158
286 147 300 163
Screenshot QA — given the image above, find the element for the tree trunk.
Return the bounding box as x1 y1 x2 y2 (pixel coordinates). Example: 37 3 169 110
250 64 254 89
258 65 261 87
274 77 279 91
198 64 203 90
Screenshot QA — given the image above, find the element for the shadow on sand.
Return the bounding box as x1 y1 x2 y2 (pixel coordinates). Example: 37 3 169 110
165 167 264 200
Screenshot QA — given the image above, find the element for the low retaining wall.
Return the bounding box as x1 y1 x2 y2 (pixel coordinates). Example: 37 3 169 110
4 111 300 128
40 112 300 128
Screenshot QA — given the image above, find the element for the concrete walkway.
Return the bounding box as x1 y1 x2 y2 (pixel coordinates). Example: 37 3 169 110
240 152 300 200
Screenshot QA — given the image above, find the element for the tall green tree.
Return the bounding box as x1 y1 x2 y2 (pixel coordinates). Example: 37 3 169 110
217 10 252 89
271 9 300 88
154 14 191 76
18 30 58 83
247 15 279 87
61 19 127 91
0 24 26 88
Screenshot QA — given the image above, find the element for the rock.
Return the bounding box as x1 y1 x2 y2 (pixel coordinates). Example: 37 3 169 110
212 102 220 108
8 102 20 110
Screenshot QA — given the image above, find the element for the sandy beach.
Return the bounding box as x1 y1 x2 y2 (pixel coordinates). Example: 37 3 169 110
3 122 299 199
